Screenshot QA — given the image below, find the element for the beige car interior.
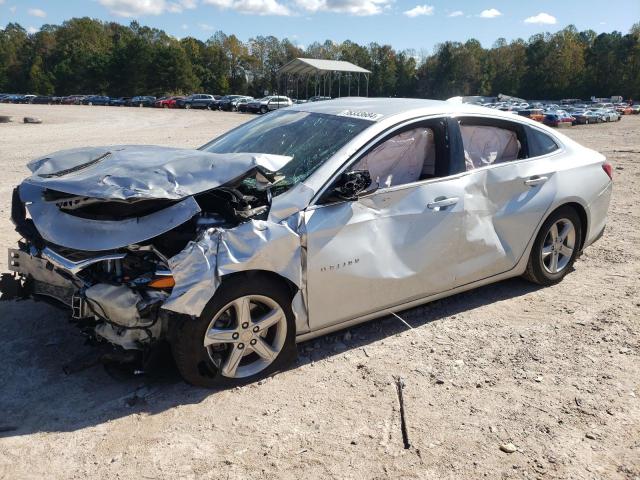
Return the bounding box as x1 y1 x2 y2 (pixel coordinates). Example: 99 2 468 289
354 127 436 188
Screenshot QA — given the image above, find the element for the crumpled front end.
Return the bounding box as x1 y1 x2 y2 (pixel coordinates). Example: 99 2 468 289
2 145 310 351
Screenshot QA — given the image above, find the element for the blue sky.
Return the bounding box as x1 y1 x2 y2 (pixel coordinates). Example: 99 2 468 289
2 0 638 52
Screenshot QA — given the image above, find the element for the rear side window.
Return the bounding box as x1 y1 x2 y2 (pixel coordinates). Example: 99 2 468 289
456 117 528 171
527 128 559 157
460 124 522 170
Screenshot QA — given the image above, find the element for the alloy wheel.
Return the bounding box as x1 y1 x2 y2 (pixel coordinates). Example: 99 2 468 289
204 295 287 378
541 218 576 274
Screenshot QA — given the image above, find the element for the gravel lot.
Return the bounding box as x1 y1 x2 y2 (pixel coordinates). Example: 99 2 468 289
0 104 638 480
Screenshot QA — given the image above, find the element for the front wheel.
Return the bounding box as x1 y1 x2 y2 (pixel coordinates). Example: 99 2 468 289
523 206 582 286
260 106 268 114
170 275 297 387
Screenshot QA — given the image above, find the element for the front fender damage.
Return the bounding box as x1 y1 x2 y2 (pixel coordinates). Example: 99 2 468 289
7 145 313 350
163 214 309 335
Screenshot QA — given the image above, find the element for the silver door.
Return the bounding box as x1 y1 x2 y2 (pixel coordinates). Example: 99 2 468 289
303 178 465 331
454 149 557 286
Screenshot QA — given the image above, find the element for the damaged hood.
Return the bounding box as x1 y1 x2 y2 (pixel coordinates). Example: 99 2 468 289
23 145 293 200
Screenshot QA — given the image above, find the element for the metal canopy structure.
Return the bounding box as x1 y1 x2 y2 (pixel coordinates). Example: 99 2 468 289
277 57 371 100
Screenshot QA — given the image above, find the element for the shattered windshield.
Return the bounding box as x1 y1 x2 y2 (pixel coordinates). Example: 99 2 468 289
201 110 371 190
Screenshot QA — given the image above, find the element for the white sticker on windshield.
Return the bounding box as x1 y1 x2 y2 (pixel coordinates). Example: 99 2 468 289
337 110 383 121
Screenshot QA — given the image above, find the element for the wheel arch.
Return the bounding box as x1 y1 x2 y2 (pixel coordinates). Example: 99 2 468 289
220 269 299 301
563 201 588 251
534 200 589 252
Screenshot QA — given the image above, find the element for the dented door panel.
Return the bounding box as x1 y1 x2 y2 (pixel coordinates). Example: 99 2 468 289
304 179 464 330
455 158 557 285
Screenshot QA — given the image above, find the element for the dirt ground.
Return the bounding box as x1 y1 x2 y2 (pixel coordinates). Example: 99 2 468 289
0 104 638 480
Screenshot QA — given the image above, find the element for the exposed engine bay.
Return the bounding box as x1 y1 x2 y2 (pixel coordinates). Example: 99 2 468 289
2 146 307 352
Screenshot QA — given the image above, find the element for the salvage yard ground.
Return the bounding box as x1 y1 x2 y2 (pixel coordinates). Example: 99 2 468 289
0 104 638 480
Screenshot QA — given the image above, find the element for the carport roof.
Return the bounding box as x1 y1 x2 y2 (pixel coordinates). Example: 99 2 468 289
278 58 371 76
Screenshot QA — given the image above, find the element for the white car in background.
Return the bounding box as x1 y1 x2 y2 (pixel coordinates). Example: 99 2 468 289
595 109 620 122
3 98 613 387
247 95 293 114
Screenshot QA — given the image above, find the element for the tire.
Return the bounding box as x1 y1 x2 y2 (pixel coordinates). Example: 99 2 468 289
170 274 297 388
260 106 268 114
523 206 582 286
585 119 589 125
88 102 93 106
185 104 191 110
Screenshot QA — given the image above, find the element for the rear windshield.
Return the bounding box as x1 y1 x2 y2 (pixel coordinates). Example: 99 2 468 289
201 110 371 190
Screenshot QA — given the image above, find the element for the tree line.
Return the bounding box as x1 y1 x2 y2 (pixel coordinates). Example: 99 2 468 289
1 18 638 100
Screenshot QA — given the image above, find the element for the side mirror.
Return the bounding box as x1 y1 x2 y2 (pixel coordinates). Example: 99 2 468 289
333 170 377 201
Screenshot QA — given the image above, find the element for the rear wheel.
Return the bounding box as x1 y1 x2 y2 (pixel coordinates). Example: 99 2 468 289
523 206 582 286
170 275 297 387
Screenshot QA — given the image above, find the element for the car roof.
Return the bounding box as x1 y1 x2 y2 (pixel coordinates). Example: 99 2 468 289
289 97 525 122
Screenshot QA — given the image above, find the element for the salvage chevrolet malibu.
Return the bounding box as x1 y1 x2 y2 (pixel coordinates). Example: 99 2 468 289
1 98 613 387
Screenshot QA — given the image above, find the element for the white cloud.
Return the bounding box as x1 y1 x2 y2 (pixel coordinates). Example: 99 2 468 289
27 7 46 17
181 23 189 29
0 0 5 5
523 12 557 25
204 0 290 15
99 0 197 17
403 4 434 18
233 0 291 15
27 26 38 33
198 22 214 30
294 0 391 16
448 10 463 17
9 5 16 13
479 8 501 18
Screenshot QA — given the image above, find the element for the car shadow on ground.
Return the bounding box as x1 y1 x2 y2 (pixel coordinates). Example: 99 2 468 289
0 276 540 438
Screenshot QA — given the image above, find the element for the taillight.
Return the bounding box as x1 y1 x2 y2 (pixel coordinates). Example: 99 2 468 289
602 162 613 180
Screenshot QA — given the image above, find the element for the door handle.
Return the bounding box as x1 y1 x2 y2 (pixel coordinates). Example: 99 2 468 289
427 196 459 209
524 175 549 187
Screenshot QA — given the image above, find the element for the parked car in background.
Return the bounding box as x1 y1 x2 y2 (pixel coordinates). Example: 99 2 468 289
572 110 602 125
60 95 86 105
2 98 613 387
109 97 131 107
614 104 632 115
543 113 572 127
30 96 55 105
594 109 619 122
154 96 184 108
236 97 252 113
153 96 167 107
83 95 111 106
3 94 33 103
214 95 241 110
246 96 293 114
218 95 253 111
181 94 217 109
517 109 544 122
130 96 156 107
308 96 332 102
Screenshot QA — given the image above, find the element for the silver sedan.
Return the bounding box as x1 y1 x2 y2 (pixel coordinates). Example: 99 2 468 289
3 98 613 387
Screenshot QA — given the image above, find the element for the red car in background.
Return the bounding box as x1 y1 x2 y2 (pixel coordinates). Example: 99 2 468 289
154 96 184 108
615 104 633 115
